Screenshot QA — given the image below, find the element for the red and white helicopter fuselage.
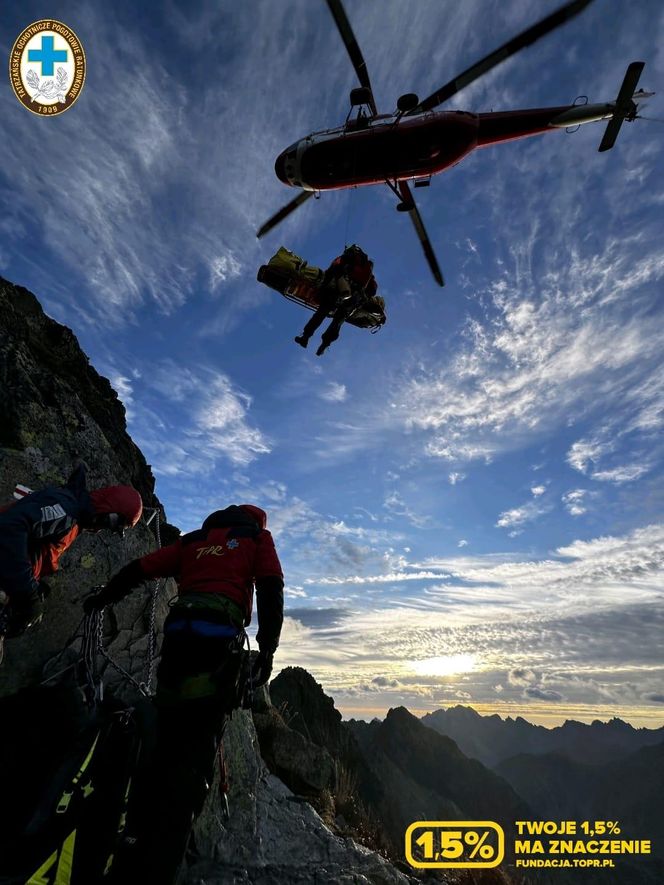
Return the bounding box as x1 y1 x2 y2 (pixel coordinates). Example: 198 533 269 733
276 101 631 192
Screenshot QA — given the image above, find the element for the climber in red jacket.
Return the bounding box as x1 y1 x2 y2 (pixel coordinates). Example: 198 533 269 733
294 244 377 355
0 463 143 660
84 503 284 884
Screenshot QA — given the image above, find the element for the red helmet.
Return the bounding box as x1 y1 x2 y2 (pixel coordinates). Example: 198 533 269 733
89 486 143 527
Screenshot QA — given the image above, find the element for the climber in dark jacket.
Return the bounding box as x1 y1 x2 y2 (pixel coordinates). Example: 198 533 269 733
295 244 377 356
84 503 284 885
0 464 143 656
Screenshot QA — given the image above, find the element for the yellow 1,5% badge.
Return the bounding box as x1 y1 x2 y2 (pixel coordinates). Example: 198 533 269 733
406 820 505 869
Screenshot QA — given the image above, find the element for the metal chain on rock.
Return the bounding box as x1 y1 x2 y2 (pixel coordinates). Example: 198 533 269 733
83 506 164 698
94 605 150 698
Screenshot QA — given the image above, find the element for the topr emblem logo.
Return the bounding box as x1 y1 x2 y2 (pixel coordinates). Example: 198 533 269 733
9 20 86 116
227 539 239 550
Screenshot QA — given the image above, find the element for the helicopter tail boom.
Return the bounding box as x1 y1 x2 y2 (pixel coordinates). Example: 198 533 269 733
476 61 650 150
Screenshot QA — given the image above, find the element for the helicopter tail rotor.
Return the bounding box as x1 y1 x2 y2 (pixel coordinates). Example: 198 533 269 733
598 61 647 152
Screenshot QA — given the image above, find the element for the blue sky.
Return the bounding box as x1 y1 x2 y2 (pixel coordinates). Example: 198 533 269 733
2 0 663 726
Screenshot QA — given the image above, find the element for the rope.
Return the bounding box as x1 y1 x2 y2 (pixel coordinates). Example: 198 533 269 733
343 191 353 251
82 611 102 704
139 509 163 695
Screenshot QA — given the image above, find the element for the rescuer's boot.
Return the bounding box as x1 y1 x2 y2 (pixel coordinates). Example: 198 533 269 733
294 335 308 349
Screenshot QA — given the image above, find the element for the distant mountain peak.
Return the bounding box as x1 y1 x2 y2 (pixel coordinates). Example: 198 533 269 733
421 705 664 768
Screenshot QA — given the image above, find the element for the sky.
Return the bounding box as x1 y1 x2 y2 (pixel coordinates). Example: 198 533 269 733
1 0 663 728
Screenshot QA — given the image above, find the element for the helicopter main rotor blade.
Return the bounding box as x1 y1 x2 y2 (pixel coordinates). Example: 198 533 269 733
411 0 595 114
257 190 315 239
397 181 444 287
326 0 378 115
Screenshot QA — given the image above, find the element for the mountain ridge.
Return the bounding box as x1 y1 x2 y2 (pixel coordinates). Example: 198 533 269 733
421 704 664 767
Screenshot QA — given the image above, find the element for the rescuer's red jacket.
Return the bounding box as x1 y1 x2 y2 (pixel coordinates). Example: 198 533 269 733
137 505 283 624
326 246 375 290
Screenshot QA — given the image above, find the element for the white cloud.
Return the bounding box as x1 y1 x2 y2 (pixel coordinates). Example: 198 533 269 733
530 484 546 497
567 434 613 474
209 253 242 291
118 360 270 474
526 687 563 701
383 491 431 528
320 382 348 403
309 570 447 586
567 432 654 484
567 385 662 485
562 489 588 516
508 668 538 687
496 499 549 529
313 523 664 616
457 539 469 548
591 463 653 483
110 374 134 413
449 471 466 485
381 222 664 475
194 376 271 465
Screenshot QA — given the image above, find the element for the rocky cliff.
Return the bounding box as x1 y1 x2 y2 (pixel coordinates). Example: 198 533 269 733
269 668 518 885
0 276 421 885
0 274 176 697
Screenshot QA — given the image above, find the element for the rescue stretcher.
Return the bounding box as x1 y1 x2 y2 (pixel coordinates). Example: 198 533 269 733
257 247 386 330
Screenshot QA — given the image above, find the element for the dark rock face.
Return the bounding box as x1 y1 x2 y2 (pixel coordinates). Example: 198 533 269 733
0 277 157 502
0 277 417 885
269 671 522 882
270 666 352 759
496 743 664 881
350 707 529 862
253 700 336 796
0 275 174 697
190 709 415 885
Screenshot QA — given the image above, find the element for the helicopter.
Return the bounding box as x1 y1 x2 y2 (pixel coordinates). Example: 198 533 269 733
257 0 653 286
